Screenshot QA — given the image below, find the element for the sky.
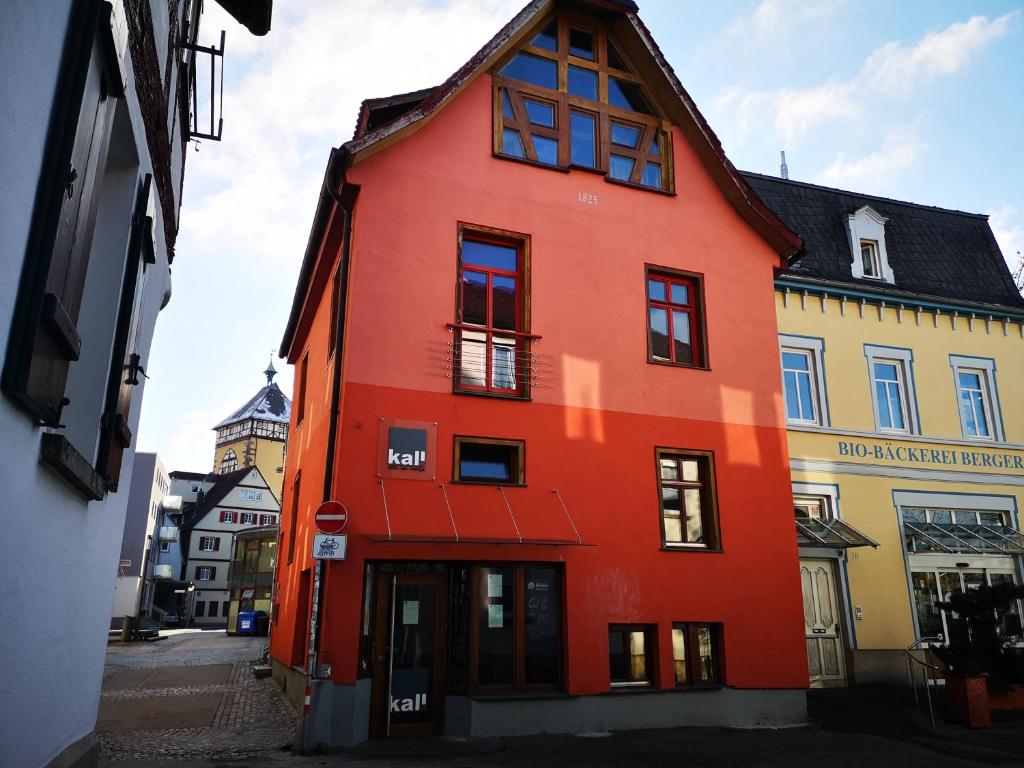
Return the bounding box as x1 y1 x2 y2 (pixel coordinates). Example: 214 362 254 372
137 0 1024 473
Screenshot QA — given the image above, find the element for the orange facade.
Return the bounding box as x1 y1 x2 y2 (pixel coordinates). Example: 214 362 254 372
273 2 808 742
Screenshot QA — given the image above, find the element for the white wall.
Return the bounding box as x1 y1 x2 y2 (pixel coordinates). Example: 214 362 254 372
0 2 177 765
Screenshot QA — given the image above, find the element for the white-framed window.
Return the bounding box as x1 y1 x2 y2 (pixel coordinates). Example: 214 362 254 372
860 240 881 278
220 510 235 524
240 512 256 525
865 345 918 434
160 541 170 553
950 355 1003 442
198 566 213 581
846 206 894 283
199 536 217 552
779 335 829 427
239 489 262 502
260 514 276 525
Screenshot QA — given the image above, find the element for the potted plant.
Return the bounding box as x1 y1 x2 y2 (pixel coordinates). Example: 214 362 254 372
934 581 1024 726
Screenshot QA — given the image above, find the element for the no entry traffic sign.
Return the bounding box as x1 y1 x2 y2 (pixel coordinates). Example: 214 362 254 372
314 500 348 534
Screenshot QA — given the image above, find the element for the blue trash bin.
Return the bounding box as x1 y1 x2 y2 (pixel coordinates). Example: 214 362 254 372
237 610 256 635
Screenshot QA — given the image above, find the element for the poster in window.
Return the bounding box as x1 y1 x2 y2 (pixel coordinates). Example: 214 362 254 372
487 573 503 598
488 603 504 628
402 600 419 625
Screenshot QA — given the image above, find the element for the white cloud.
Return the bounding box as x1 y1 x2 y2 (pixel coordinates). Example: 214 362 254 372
727 0 847 45
863 12 1021 97
718 11 1020 144
820 129 927 188
989 205 1024 279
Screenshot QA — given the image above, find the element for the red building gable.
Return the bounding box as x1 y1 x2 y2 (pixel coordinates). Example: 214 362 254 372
271 0 808 746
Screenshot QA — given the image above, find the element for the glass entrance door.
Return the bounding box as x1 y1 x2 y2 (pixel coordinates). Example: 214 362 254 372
370 573 446 737
911 567 1020 643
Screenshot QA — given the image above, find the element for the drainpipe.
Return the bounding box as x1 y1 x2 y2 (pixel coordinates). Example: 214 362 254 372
299 148 357 752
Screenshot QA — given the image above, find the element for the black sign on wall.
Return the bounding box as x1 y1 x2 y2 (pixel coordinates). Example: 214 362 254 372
387 427 428 471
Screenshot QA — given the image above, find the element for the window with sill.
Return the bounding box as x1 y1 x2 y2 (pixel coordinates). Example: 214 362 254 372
865 345 918 435
454 436 525 485
779 334 829 427
950 356 1003 442
671 623 722 687
646 269 705 367
492 12 672 192
454 226 531 397
609 624 654 687
656 449 719 549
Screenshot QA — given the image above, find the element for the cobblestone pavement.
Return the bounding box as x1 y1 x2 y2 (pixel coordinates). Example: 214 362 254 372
99 630 298 762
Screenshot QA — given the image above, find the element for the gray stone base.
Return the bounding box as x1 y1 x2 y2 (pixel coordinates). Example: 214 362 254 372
850 650 909 686
46 733 99 768
293 680 805 749
270 657 308 712
446 688 806 738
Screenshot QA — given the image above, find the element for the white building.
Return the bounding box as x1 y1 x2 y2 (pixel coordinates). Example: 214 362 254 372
178 466 281 628
0 2 271 766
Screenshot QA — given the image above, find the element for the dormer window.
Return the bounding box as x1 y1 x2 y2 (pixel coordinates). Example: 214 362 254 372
860 239 881 279
846 206 894 283
493 13 672 192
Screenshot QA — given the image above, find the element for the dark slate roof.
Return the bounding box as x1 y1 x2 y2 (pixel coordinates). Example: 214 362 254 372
743 172 1024 310
214 382 291 429
180 468 252 531
169 470 211 481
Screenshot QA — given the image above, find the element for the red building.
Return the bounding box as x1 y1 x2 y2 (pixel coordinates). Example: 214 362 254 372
272 0 808 746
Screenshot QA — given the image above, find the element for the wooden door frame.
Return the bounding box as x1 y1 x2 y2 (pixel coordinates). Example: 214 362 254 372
369 572 448 738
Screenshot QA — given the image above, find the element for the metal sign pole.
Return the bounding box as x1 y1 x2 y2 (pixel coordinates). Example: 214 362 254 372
301 557 324 751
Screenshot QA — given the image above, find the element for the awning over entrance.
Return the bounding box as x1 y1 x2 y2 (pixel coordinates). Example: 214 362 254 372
796 517 878 549
903 522 1024 555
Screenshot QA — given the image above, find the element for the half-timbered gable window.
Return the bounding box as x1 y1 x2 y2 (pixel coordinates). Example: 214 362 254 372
492 11 672 192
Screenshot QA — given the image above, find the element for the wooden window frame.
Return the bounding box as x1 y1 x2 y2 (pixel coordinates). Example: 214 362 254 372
452 436 525 486
453 224 533 399
671 622 724 688
287 472 301 565
468 563 564 695
655 448 721 551
491 10 675 193
296 352 309 425
608 623 656 688
645 265 707 369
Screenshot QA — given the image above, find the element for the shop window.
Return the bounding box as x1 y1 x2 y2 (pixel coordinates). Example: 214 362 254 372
470 564 562 692
492 13 672 192
865 345 918 435
656 449 719 549
671 623 722 687
950 355 1002 441
454 227 530 398
453 437 524 485
646 268 705 368
195 601 206 618
609 624 654 687
208 601 219 617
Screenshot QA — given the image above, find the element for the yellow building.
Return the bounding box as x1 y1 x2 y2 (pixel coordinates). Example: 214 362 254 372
213 361 291 502
747 172 1024 686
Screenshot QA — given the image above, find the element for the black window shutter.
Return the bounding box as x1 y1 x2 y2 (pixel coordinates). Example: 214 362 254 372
214 538 220 551
2 0 120 426
211 567 217 580
97 174 154 490
194 566 200 579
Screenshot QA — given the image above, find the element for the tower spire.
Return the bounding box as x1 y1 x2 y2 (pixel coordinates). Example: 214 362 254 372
264 354 277 385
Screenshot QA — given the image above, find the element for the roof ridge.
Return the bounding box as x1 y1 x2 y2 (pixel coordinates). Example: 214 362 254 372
739 171 989 220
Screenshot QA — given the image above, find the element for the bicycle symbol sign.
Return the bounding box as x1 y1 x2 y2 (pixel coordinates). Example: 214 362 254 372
312 533 348 561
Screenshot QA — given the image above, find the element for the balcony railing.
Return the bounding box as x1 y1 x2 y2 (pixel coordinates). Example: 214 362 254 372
428 324 556 394
158 526 178 541
154 564 174 580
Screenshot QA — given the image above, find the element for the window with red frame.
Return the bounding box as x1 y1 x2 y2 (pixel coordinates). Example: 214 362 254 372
646 270 703 367
455 228 530 397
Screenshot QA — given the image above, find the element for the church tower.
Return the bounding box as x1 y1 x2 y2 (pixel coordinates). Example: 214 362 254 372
212 360 291 502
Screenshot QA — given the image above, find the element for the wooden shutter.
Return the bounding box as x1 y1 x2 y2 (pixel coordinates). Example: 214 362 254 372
211 567 217 580
2 0 121 425
97 173 154 490
214 538 220 551
194 566 201 579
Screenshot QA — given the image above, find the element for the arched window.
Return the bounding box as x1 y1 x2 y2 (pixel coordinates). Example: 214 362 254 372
220 449 238 474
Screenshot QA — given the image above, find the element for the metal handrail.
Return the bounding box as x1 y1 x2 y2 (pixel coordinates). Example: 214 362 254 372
905 636 945 729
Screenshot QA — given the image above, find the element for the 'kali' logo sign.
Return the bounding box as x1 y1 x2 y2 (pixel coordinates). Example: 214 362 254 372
390 692 428 713
387 427 427 471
